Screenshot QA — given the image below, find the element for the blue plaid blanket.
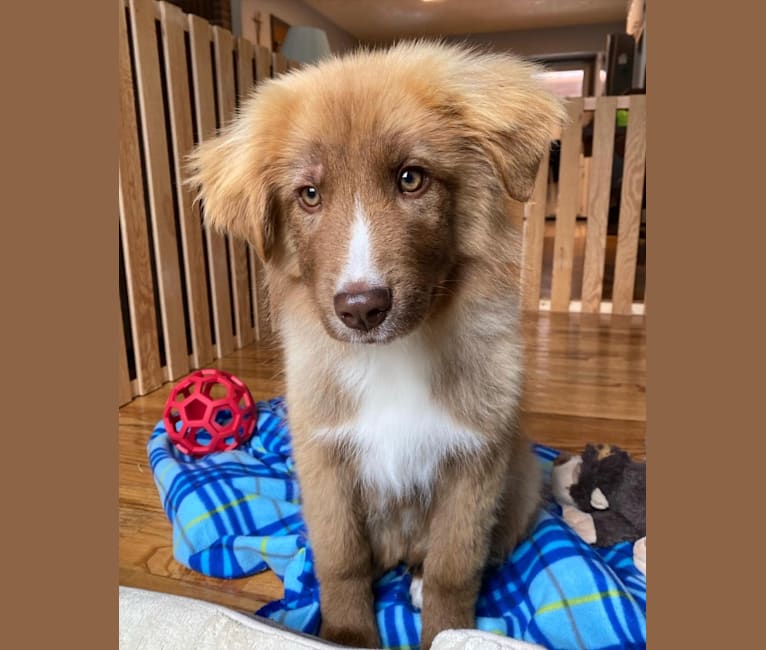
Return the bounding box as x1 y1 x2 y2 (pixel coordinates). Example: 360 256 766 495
148 397 646 650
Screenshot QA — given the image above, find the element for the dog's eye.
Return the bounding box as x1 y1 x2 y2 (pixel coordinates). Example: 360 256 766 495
298 185 321 209
397 167 427 194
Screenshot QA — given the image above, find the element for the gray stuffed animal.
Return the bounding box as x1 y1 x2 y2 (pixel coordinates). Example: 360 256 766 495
551 444 646 575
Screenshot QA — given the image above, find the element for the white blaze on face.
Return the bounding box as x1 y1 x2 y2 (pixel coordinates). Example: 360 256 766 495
337 195 382 291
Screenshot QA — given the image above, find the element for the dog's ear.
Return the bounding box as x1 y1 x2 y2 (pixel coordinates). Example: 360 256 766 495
463 55 567 202
186 104 277 262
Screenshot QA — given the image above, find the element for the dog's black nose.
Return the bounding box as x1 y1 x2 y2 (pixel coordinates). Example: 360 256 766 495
334 287 391 332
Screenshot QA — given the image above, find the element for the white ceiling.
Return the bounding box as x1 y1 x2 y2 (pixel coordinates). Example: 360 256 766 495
303 0 628 41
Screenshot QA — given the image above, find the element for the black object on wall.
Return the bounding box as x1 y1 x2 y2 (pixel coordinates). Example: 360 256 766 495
605 33 635 95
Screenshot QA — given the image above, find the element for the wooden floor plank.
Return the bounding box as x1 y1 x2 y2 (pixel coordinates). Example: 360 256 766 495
522 413 645 461
521 312 646 423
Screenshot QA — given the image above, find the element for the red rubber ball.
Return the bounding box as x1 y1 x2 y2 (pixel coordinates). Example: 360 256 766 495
163 369 256 457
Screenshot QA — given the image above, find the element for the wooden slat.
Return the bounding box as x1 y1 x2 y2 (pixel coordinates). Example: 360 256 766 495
273 52 287 75
119 4 163 395
128 0 189 380
521 147 550 311
118 316 133 407
578 154 591 217
581 96 618 313
612 95 647 314
251 44 273 339
214 27 254 349
255 44 271 84
643 285 647 315
236 37 266 343
244 43 266 342
237 37 255 101
584 96 632 111
159 1 214 369
550 98 584 312
188 14 235 358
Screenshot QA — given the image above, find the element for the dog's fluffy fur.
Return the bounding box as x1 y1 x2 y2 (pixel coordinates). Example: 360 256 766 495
189 42 565 649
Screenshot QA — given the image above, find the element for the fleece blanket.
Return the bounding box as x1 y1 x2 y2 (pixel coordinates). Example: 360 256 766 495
148 397 646 650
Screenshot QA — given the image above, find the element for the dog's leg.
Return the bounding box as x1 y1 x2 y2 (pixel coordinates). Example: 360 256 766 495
419 459 507 650
294 442 380 648
489 437 543 564
408 564 424 610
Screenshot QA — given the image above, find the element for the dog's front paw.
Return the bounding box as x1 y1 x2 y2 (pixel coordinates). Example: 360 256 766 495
562 505 597 544
320 621 380 648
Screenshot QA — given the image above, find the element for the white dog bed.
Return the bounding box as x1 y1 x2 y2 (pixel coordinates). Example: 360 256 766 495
119 586 545 650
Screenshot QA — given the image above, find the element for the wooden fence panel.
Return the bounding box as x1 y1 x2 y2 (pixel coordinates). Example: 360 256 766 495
119 4 162 395
612 95 647 314
529 95 645 315
550 98 584 312
159 1 214 368
127 0 189 380
581 96 618 312
120 0 647 408
118 1 308 404
188 14 235 358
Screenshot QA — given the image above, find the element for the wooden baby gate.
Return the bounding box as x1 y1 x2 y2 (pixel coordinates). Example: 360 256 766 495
118 0 647 406
519 95 647 316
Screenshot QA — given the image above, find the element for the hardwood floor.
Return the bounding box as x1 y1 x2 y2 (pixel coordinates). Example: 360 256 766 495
119 311 645 613
520 311 645 458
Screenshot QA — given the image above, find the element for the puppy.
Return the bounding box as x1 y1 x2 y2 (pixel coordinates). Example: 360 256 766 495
189 42 564 649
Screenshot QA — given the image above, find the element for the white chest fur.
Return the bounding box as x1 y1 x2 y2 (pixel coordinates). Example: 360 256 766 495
313 333 484 498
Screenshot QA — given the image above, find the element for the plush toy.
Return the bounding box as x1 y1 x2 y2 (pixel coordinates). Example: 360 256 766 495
551 444 646 575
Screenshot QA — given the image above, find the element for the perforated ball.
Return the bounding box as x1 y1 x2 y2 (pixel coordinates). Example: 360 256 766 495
162 369 256 457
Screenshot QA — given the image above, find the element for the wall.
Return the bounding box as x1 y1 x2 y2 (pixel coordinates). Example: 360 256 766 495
442 21 626 59
239 0 358 54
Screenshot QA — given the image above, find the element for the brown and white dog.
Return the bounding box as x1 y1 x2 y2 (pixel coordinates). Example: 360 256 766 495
189 42 564 649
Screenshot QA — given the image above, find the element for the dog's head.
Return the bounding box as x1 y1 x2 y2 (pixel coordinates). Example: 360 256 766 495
189 42 564 344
